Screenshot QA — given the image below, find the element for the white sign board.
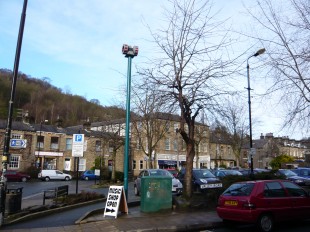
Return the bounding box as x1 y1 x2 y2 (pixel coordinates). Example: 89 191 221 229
104 186 128 218
72 134 84 157
95 169 100 176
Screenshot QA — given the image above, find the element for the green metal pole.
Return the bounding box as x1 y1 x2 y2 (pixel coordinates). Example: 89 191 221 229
124 56 132 199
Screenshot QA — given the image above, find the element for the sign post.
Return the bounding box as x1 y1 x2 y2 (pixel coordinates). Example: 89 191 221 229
72 134 84 194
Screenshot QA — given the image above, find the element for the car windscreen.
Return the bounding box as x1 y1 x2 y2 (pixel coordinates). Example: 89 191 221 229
222 183 255 196
193 169 215 178
280 169 297 177
149 170 172 177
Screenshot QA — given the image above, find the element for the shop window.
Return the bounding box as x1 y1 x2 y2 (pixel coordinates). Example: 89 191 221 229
139 160 143 169
132 160 137 170
66 138 72 150
95 140 101 152
9 155 19 169
50 137 59 150
37 135 44 149
165 138 170 150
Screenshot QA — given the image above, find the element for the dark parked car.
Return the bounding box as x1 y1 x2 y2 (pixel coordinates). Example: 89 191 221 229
276 169 310 186
291 167 310 180
217 179 310 232
134 169 183 196
177 168 222 192
212 169 243 178
0 170 30 182
239 168 270 175
81 170 99 180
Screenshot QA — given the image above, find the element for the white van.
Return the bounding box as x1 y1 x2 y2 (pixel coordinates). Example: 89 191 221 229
38 170 72 181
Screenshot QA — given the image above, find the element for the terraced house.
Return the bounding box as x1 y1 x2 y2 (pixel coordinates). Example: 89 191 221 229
0 120 124 176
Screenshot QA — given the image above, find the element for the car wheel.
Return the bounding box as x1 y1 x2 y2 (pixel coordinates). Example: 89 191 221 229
85 176 89 181
65 176 70 181
21 177 27 182
257 214 274 232
134 185 140 196
45 177 50 181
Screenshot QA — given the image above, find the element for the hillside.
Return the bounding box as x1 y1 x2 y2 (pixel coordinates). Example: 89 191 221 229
0 69 125 126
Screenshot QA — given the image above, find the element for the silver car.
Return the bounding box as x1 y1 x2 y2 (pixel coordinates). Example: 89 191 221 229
134 169 183 196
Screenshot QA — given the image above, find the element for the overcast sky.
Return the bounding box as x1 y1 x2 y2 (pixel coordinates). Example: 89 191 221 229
0 0 303 140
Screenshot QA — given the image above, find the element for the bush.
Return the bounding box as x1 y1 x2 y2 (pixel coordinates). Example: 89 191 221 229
25 166 40 179
62 191 105 205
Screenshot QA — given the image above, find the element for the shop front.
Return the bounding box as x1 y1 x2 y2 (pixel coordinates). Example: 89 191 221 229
35 151 63 170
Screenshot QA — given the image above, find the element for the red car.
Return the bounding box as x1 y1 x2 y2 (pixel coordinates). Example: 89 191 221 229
217 179 310 232
0 170 31 182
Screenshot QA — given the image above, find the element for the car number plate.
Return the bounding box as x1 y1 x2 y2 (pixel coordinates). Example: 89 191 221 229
200 183 223 189
224 200 238 206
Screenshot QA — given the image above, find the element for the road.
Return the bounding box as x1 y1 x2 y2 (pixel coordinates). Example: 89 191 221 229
3 180 139 230
210 220 310 232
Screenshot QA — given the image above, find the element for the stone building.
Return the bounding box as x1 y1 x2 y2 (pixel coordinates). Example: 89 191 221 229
91 113 211 177
0 120 124 175
241 133 308 169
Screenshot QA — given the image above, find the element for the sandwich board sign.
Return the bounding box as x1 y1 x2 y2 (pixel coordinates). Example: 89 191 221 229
104 186 128 218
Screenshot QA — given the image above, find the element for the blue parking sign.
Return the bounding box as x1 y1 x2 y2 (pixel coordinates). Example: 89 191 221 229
74 134 83 142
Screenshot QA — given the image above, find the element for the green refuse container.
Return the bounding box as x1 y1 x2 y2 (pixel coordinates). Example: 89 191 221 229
140 176 172 212
5 187 23 215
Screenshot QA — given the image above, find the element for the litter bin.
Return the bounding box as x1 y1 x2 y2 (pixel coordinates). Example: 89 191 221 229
5 187 23 215
140 176 172 212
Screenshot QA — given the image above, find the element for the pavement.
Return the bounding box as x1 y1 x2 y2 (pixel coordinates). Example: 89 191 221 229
1 191 224 232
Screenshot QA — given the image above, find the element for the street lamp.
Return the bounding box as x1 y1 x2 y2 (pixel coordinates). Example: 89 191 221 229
37 120 48 169
246 48 265 175
122 44 138 199
0 0 28 226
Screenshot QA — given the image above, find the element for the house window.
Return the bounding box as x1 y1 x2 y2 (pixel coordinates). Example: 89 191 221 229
139 160 143 169
79 158 86 171
11 134 22 139
132 160 137 170
173 139 178 151
165 138 170 150
9 155 19 169
165 122 170 133
50 137 59 150
66 138 72 150
95 140 101 152
136 139 142 150
37 135 44 149
174 123 179 133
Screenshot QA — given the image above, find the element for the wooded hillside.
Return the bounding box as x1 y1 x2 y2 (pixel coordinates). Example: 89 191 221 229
0 69 125 126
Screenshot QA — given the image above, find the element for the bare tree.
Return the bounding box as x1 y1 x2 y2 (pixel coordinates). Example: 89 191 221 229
219 96 249 167
139 0 236 198
247 0 310 135
131 80 175 169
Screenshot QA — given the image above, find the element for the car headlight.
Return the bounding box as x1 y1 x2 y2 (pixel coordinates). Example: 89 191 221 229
200 179 208 183
294 179 304 183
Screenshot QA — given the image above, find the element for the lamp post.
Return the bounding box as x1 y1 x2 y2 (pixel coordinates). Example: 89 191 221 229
122 44 138 199
246 48 265 175
0 0 28 226
37 120 48 169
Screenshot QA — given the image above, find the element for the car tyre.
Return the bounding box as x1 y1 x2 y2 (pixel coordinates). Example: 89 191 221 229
65 176 70 181
85 176 89 181
257 214 274 232
134 185 140 196
45 177 50 181
21 177 27 182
